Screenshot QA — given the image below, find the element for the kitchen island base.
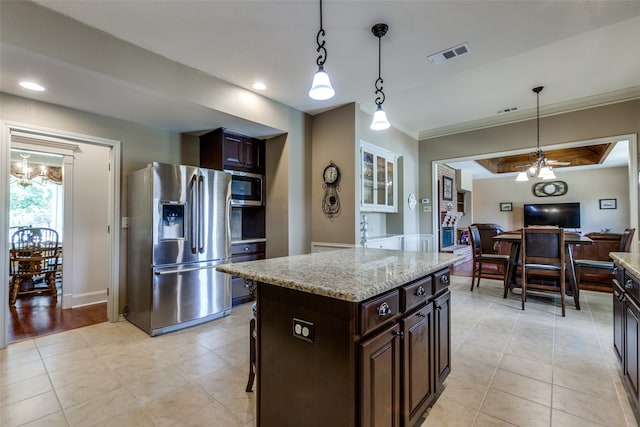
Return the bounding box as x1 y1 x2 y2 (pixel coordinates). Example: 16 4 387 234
256 268 451 427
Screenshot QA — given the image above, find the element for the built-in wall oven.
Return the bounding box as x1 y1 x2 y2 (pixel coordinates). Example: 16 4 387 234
226 170 264 207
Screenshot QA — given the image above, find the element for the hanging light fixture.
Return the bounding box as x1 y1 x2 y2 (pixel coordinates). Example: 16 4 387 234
370 23 390 130
515 86 557 181
308 0 335 100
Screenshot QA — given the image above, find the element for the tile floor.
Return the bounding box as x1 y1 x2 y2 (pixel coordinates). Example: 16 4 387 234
1 276 638 426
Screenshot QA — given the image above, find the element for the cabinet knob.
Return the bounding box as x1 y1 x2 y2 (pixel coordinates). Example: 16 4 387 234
416 311 426 318
626 279 634 290
416 286 426 297
393 330 404 338
244 247 249 251
612 267 618 275
377 302 392 317
440 275 449 284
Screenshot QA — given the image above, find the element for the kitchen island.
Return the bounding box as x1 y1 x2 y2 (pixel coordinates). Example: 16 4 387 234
217 248 463 427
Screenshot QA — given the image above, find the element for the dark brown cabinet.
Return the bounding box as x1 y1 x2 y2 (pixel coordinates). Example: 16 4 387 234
230 241 265 305
434 290 451 390
613 262 640 407
200 128 265 174
256 267 451 427
400 302 435 427
360 323 401 427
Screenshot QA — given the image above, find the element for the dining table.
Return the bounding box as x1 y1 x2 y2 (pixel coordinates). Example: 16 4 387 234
493 232 593 310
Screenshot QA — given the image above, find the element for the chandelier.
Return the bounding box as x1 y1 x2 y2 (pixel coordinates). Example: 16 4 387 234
515 86 557 182
10 153 53 186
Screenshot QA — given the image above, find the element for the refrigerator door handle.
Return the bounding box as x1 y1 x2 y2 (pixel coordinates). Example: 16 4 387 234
190 175 198 254
198 174 205 253
154 264 219 275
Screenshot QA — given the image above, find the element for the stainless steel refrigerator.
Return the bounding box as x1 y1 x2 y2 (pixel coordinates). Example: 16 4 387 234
126 162 232 336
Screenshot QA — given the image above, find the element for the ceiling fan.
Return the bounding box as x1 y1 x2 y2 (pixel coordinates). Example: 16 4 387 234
515 86 570 182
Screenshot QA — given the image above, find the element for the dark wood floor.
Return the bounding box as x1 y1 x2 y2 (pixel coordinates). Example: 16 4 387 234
8 291 107 343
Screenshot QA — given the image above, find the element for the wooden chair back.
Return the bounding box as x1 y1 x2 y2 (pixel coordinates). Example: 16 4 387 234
620 228 636 252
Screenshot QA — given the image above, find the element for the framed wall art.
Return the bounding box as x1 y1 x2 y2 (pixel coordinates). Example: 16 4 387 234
500 202 512 212
599 198 617 210
442 176 453 201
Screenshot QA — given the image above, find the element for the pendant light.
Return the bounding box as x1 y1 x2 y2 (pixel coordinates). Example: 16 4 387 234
515 86 557 181
370 23 390 130
308 0 335 100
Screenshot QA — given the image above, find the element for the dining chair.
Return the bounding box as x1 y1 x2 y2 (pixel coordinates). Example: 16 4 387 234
468 225 510 293
9 227 60 305
521 227 566 316
574 228 635 289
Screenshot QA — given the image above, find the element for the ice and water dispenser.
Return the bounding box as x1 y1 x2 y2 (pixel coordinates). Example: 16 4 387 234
161 203 185 240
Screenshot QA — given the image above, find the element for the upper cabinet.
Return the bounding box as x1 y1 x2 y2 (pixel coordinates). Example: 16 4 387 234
200 128 265 174
360 141 397 213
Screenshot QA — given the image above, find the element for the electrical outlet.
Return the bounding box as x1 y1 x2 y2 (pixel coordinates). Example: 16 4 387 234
122 217 129 228
292 318 314 342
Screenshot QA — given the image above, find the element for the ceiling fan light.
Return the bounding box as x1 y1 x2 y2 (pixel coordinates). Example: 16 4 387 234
538 166 555 180
370 105 390 130
309 66 335 100
515 171 529 182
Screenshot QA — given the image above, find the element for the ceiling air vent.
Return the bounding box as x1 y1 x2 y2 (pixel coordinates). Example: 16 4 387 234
428 42 471 65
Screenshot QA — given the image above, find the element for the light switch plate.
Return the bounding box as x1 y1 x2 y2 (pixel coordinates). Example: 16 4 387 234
122 217 129 228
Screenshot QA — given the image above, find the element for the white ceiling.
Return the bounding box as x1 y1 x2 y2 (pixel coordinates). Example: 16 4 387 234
1 1 639 139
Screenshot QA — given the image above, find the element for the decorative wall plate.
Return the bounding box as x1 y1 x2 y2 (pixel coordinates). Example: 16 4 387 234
408 193 417 210
532 180 568 197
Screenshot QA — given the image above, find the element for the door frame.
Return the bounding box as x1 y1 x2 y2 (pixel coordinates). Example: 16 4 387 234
0 121 121 349
431 133 638 251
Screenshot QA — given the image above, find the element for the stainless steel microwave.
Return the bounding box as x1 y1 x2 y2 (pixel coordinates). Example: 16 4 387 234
225 170 264 207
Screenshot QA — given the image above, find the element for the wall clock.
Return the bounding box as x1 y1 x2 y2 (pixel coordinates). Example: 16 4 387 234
322 161 341 220
532 180 568 197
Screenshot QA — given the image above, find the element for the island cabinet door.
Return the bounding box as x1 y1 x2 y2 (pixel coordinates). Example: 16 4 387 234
625 295 640 396
434 290 451 391
400 302 435 427
613 280 625 362
360 323 401 427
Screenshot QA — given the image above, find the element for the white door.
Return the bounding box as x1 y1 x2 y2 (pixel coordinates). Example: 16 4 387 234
68 143 111 307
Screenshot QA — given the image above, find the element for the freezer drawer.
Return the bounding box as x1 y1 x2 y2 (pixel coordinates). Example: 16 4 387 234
151 263 231 335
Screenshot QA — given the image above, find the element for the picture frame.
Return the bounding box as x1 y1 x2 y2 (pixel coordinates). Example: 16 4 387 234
442 176 453 201
599 198 617 210
499 202 512 212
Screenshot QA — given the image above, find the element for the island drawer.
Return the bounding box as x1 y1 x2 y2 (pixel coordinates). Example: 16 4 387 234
432 268 451 295
231 242 265 256
624 271 640 302
400 276 433 312
360 290 399 336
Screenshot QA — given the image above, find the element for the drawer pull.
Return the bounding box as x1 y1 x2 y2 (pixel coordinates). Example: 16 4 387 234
393 330 404 338
440 274 449 284
416 286 426 297
612 267 618 275
244 247 249 251
416 311 426 318
377 302 392 317
626 279 634 290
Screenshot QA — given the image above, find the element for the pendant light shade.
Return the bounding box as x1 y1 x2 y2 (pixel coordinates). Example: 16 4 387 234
515 85 560 182
371 105 390 130
309 65 334 100
370 23 390 131
309 0 334 100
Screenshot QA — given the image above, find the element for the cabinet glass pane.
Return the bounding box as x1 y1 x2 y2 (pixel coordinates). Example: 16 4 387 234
363 151 374 204
386 161 394 206
376 156 386 205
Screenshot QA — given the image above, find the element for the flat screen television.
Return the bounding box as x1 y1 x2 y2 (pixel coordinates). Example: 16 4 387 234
523 202 581 229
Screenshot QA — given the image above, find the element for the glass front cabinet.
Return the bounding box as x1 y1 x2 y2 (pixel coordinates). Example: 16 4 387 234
360 141 397 213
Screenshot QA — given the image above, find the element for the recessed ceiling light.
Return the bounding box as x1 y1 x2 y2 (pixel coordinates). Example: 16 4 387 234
252 82 267 91
19 81 46 91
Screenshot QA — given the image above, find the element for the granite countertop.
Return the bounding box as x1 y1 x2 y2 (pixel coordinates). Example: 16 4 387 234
216 248 463 302
611 252 640 278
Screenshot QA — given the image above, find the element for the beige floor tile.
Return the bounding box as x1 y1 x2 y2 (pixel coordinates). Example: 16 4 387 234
498 353 553 383
481 388 550 427
124 366 189 405
552 365 618 400
442 375 489 410
174 400 246 427
47 358 113 389
0 358 47 386
54 370 123 408
1 373 52 407
42 347 99 372
95 408 155 427
473 412 517 426
0 340 41 372
451 356 497 388
36 333 90 359
64 387 141 427
454 342 503 368
22 411 70 427
490 369 552 406
0 390 62 427
176 350 232 382
550 409 605 427
143 382 214 426
552 384 627 426
421 393 478 426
